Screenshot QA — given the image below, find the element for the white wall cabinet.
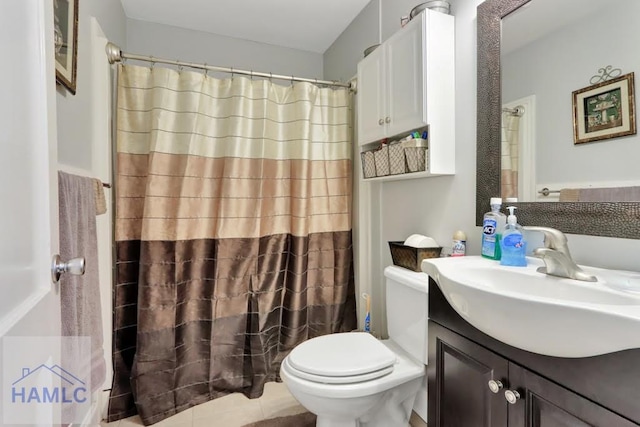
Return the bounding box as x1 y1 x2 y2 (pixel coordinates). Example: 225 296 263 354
357 9 455 177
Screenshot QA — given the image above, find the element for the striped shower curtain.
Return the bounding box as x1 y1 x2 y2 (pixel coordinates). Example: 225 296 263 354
108 64 356 424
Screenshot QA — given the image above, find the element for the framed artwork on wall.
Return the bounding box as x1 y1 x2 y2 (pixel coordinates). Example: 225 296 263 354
54 0 79 94
573 72 636 144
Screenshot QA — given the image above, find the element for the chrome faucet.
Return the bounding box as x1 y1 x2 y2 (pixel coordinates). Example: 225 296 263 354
522 226 597 282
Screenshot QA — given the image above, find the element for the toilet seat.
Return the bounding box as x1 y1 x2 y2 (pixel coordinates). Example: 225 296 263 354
286 332 397 384
283 358 395 384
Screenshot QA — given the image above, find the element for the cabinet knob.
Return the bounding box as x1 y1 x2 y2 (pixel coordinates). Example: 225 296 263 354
385 116 391 123
504 389 521 404
378 118 384 125
488 380 503 394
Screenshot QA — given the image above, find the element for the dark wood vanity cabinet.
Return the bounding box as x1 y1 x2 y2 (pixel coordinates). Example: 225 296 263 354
429 322 637 427
428 278 640 427
508 362 636 427
430 322 508 427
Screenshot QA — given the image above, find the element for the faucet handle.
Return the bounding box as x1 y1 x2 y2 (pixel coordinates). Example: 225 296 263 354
522 226 571 256
533 247 597 282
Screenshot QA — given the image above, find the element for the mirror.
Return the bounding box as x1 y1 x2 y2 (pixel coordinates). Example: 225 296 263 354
476 0 640 239
501 0 640 202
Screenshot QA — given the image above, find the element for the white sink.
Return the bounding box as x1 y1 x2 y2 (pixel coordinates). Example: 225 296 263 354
422 256 640 358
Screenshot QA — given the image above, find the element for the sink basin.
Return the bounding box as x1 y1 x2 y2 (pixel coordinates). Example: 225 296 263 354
422 256 640 358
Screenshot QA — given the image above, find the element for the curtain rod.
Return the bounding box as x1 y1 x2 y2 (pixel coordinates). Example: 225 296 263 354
502 105 525 117
105 42 355 90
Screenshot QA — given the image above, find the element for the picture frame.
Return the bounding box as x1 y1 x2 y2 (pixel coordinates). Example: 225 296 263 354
54 0 79 94
572 72 636 144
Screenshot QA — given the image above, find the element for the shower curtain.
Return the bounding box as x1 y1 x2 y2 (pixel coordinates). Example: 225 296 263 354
108 64 356 425
501 111 521 199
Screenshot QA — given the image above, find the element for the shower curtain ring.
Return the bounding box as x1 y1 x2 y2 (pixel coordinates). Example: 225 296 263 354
230 67 234 79
203 64 209 78
149 56 155 70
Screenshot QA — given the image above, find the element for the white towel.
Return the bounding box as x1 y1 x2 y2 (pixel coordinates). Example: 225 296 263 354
58 172 106 394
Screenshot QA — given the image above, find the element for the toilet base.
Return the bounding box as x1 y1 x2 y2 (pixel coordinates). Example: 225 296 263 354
317 418 357 427
358 377 421 427
288 376 422 427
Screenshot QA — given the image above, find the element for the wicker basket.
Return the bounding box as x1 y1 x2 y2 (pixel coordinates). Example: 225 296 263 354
388 143 405 175
373 145 390 176
389 241 442 272
405 146 428 173
360 150 376 178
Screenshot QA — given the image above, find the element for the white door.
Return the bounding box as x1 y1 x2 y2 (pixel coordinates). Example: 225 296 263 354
0 0 67 424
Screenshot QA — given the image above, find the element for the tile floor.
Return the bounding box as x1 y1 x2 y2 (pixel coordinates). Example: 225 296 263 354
100 382 307 427
101 382 428 427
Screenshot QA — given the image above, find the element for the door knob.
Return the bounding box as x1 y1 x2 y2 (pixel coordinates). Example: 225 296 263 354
51 255 85 284
378 118 384 125
385 116 391 123
505 389 521 404
488 380 503 394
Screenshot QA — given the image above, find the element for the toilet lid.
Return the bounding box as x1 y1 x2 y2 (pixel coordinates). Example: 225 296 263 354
287 332 397 378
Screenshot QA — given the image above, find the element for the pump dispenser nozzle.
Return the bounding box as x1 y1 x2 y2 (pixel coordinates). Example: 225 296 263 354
506 206 517 226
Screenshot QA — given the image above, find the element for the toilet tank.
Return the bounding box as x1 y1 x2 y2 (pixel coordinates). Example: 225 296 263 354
384 266 429 364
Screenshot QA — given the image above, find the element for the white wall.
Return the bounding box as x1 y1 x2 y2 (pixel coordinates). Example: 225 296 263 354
56 0 126 170
503 0 640 187
380 0 422 41
127 19 324 82
323 0 423 83
325 0 640 336
324 0 380 83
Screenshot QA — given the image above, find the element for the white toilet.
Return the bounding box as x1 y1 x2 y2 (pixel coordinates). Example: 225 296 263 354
280 266 429 427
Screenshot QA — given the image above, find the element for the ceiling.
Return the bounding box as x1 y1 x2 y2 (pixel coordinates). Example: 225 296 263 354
120 0 372 54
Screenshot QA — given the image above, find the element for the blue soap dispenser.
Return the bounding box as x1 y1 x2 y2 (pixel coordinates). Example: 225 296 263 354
500 206 527 267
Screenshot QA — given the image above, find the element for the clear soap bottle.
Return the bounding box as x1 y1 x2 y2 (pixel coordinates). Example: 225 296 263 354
481 197 506 260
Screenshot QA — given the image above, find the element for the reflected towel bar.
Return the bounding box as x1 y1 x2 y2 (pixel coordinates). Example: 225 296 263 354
538 188 560 197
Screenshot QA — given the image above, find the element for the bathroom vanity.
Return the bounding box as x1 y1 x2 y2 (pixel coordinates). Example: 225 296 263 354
427 279 640 426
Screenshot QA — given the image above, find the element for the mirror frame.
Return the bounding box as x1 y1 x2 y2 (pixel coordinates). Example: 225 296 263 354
476 0 640 239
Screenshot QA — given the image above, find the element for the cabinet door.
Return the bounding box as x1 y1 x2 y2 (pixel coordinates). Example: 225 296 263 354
357 46 386 145
429 323 509 427
508 363 638 427
386 15 425 137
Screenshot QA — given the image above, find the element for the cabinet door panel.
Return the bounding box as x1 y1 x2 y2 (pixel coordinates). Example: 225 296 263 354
356 47 386 145
509 363 638 427
386 15 424 137
430 323 509 427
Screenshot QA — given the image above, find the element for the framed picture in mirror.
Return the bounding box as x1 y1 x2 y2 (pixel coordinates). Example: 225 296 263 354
573 72 635 144
54 0 79 94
